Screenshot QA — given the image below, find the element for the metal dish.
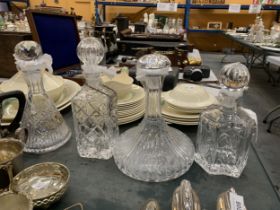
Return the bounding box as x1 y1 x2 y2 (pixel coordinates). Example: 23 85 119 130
0 191 33 210
0 138 24 165
10 162 70 208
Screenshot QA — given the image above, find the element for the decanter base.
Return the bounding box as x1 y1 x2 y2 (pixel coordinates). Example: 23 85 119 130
77 147 112 160
113 122 195 182
114 158 190 182
194 154 247 178
23 131 71 154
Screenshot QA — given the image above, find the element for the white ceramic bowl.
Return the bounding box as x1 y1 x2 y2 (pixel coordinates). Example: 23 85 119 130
101 72 133 99
0 71 64 102
164 83 217 110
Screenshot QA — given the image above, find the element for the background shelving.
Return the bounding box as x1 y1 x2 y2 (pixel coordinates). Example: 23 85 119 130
95 0 280 33
0 0 30 7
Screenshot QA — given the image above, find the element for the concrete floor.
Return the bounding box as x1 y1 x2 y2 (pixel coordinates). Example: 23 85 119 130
201 52 280 197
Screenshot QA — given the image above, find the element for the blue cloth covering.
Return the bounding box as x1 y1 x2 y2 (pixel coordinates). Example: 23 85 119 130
33 13 80 70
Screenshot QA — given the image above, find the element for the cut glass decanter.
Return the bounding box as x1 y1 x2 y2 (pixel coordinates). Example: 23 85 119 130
195 62 257 178
71 37 119 159
15 41 71 153
113 54 194 182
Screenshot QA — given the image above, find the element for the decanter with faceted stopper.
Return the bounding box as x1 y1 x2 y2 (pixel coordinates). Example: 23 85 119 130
195 62 257 178
71 37 119 159
113 54 194 182
14 41 71 153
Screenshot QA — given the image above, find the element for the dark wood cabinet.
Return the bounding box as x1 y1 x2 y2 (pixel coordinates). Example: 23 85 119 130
0 32 32 78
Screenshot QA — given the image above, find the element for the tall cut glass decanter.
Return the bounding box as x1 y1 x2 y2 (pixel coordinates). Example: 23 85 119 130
195 62 257 178
113 54 194 182
71 37 119 159
14 41 72 153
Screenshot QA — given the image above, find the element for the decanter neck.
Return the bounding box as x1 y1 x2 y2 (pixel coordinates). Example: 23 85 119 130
220 89 243 110
143 75 163 119
23 69 45 94
84 73 102 88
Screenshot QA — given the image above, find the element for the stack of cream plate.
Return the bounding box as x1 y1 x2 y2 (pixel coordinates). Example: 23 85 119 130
162 83 217 125
0 71 81 125
117 84 145 125
102 71 145 125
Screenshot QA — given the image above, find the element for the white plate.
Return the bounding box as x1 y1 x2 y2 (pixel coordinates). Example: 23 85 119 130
163 114 199 122
118 116 143 125
117 99 144 111
118 104 144 118
1 79 81 123
58 101 72 111
165 102 207 113
164 117 199 126
55 79 81 108
163 84 217 111
164 92 217 111
118 110 145 125
117 85 145 107
161 103 200 120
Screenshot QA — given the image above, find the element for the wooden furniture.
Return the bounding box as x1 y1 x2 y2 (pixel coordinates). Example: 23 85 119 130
0 31 32 78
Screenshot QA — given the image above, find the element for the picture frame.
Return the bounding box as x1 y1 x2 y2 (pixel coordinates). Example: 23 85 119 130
207 22 223 30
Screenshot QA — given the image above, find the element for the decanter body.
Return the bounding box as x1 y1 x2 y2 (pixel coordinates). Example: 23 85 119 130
72 37 118 159
14 41 71 153
22 70 71 153
72 74 118 159
195 63 257 178
113 54 194 182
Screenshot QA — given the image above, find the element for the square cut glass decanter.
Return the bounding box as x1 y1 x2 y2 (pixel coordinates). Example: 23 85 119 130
14 41 71 153
113 54 194 182
71 37 119 159
195 62 257 178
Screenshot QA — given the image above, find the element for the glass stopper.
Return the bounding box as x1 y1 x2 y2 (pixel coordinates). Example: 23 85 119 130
14 41 42 61
136 53 171 79
220 62 250 89
77 37 105 65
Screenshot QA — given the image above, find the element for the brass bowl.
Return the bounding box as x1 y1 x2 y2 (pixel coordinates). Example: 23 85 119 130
10 162 70 208
0 138 24 165
0 138 24 191
0 191 33 210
